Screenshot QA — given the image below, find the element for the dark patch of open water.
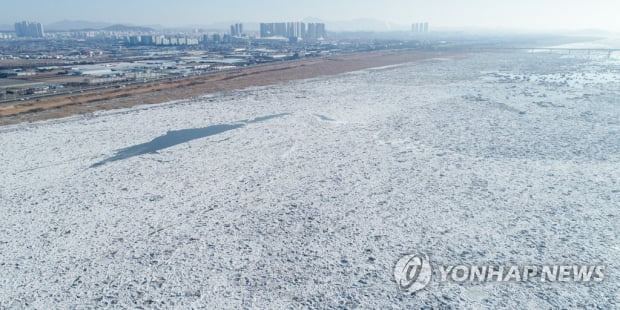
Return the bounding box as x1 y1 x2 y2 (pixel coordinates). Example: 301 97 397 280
91 113 290 167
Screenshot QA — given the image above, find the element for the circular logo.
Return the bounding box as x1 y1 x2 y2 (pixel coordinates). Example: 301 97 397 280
394 253 432 293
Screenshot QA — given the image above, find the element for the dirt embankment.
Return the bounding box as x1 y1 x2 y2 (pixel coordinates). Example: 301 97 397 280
0 50 460 125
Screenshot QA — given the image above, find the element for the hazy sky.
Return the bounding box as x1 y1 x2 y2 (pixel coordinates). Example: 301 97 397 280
3 0 620 31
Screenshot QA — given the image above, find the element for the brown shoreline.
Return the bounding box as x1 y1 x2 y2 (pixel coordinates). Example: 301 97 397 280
0 50 462 126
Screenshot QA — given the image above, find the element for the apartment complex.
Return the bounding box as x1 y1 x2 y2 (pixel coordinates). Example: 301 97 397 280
14 21 45 38
260 22 326 40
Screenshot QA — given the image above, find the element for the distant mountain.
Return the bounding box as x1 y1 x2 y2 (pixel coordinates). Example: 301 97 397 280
44 20 155 32
168 22 235 32
102 24 155 32
143 24 166 31
37 18 410 34
0 24 12 31
302 17 326 23
46 20 113 31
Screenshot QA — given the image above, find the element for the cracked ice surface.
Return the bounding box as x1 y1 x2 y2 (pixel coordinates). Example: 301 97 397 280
0 52 619 308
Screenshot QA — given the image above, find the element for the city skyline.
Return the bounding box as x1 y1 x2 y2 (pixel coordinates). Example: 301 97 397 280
1 0 620 32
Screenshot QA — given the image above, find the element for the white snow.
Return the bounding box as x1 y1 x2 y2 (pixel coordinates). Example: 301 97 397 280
0 52 618 308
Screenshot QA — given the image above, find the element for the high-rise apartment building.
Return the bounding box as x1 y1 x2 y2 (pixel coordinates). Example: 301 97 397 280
411 22 430 34
230 23 244 37
14 21 45 38
260 22 326 40
305 23 326 40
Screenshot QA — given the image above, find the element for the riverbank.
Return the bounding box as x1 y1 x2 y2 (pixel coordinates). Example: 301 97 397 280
0 50 460 126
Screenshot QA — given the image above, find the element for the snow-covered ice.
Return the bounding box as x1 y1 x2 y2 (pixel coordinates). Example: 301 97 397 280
1 52 619 308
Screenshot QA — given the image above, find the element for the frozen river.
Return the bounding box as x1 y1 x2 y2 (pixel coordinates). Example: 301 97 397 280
1 51 619 308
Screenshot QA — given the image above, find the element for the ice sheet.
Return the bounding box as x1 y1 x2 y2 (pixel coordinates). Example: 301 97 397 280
0 52 618 308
